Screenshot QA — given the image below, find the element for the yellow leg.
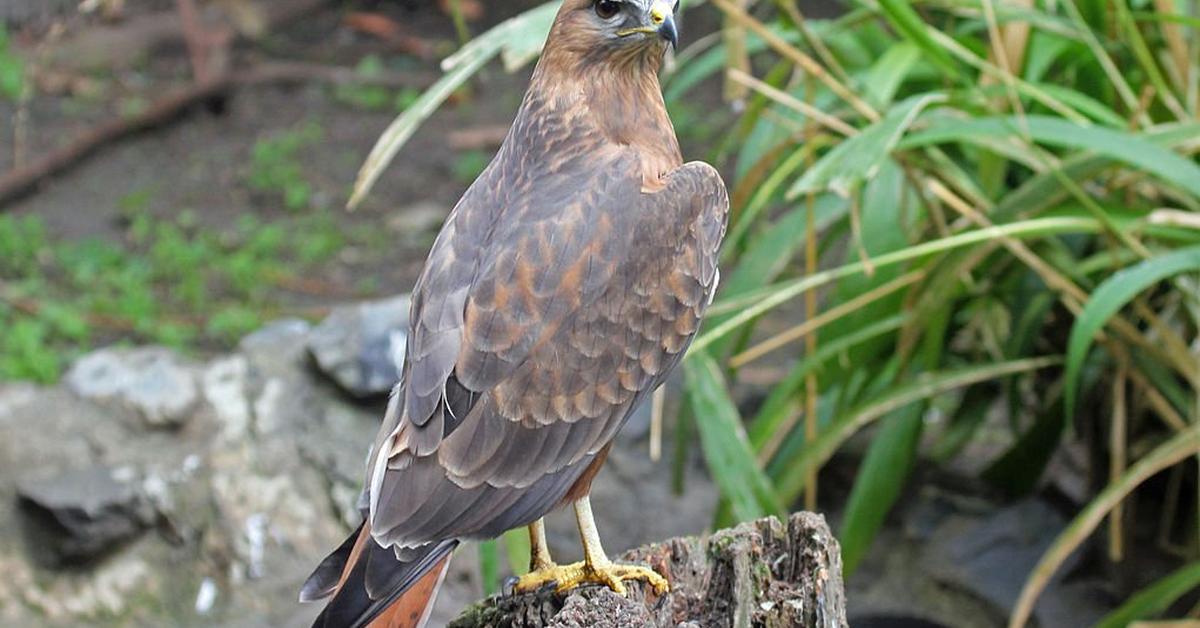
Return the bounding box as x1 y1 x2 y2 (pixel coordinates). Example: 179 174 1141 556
511 495 669 596
528 518 554 571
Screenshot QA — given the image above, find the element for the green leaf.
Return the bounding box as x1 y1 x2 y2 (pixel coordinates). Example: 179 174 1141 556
900 116 1200 198
0 27 24 101
348 2 558 209
1012 426 1200 627
694 217 1104 355
1095 562 1200 628
861 42 920 108
502 527 531 577
478 540 500 596
1065 246 1200 419
684 352 785 522
777 357 1061 504
787 93 945 199
981 396 1064 495
875 0 961 78
748 314 907 450
839 403 923 575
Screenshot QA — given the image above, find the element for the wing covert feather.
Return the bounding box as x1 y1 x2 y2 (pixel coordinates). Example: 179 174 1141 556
369 139 727 548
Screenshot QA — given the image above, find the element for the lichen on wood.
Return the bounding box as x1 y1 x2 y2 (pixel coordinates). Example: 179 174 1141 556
450 512 848 628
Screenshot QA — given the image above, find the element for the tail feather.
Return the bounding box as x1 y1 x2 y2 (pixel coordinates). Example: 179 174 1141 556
301 523 366 603
307 523 457 628
368 552 452 628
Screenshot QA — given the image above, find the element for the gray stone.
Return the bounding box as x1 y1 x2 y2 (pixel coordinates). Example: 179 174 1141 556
203 355 252 442
307 295 411 397
921 499 1102 628
239 318 313 375
65 347 199 428
16 467 154 567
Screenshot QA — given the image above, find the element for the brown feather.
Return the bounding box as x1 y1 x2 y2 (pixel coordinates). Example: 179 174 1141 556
366 553 451 628
310 3 729 623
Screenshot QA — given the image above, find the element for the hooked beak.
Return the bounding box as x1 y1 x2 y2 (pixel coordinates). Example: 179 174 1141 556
649 1 679 49
618 1 679 49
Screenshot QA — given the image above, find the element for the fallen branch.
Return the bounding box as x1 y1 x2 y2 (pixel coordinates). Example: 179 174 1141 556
450 513 848 628
0 63 431 208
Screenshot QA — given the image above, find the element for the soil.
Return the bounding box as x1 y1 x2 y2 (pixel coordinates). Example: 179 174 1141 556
1 0 551 312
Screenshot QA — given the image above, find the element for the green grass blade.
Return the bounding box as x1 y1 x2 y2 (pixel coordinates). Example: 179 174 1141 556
862 42 921 108
1011 426 1200 628
693 217 1103 354
348 3 558 209
1095 562 1200 628
839 403 924 575
685 352 786 521
875 0 962 79
776 356 1062 504
748 314 908 449
900 116 1200 198
502 527 530 577
478 540 500 596
1064 245 1200 419
787 93 946 199
982 395 1065 495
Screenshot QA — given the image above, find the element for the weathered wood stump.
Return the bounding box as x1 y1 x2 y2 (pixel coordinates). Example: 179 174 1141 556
450 512 848 628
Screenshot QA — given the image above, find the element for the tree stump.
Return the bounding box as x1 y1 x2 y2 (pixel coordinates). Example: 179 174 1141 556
450 512 848 628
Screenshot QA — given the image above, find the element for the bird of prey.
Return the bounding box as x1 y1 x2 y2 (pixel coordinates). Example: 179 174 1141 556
301 1 728 626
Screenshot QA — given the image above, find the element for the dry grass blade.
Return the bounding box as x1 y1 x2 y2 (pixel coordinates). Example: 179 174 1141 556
1109 362 1128 562
727 69 859 136
1009 425 1200 628
722 0 751 102
710 0 880 121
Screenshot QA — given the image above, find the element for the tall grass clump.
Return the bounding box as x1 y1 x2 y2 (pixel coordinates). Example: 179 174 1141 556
351 1 1200 623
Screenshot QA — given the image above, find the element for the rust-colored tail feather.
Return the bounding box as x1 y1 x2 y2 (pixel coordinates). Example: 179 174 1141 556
304 522 457 628
368 553 451 628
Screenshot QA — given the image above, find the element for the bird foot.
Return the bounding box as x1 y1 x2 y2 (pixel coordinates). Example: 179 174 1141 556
511 559 669 596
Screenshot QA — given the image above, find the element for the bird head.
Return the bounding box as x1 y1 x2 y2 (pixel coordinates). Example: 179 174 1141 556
550 0 681 63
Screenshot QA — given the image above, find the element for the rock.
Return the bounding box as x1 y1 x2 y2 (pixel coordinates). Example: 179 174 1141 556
65 347 199 429
16 467 154 567
921 499 1103 628
450 513 848 628
202 355 252 442
238 318 313 374
307 295 411 398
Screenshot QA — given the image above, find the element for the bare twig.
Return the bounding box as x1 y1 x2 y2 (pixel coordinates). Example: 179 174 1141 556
0 63 430 208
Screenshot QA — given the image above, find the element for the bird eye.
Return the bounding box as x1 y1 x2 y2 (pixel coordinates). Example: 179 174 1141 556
594 0 621 19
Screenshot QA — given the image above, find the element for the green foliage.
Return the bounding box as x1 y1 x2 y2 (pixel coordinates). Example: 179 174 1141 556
247 121 323 211
0 203 361 383
688 0 1200 614
452 149 490 184
1095 561 1200 627
334 56 422 113
0 26 24 101
356 0 1200 610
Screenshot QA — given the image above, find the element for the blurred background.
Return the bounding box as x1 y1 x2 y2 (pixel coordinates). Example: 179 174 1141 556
0 0 1198 626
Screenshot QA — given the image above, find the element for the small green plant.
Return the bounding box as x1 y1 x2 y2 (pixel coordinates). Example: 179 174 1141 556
335 56 394 111
452 149 490 184
0 26 24 101
0 197 364 383
247 121 323 211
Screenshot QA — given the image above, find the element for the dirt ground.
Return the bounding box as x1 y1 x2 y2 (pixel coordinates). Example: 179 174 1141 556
2 0 553 313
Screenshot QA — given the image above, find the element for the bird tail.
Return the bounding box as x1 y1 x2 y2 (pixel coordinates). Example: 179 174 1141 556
301 522 457 628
